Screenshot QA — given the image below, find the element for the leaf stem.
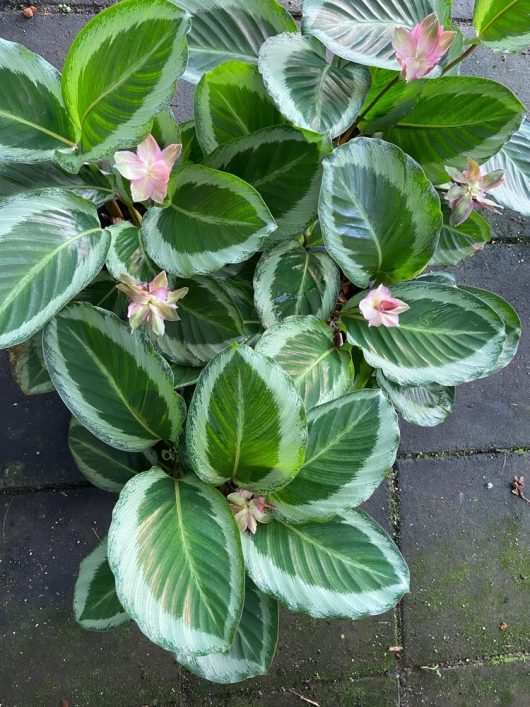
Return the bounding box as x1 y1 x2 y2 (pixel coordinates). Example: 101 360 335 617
107 199 124 223
128 205 143 227
441 43 477 75
338 75 400 144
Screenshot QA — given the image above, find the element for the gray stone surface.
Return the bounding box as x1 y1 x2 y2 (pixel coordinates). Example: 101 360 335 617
399 453 530 666
452 0 474 21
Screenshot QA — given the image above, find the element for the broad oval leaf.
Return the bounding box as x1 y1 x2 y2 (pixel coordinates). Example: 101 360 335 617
319 138 442 287
0 39 75 162
195 61 284 155
176 0 297 84
142 164 276 277
270 390 399 523
170 362 203 388
301 0 451 69
358 68 426 134
258 34 371 138
43 303 186 452
481 118 530 217
108 468 245 654
176 576 278 683
340 282 506 386
0 189 109 349
430 207 491 267
376 371 455 427
383 77 525 183
186 345 307 493
474 0 530 53
8 332 54 396
253 240 339 328
205 126 327 240
242 509 409 618
74 537 129 631
59 0 191 169
74 271 126 314
255 316 352 410
179 120 205 164
68 418 156 492
106 222 159 282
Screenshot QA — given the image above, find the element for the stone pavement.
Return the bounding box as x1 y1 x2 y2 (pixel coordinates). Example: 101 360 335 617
0 2 528 705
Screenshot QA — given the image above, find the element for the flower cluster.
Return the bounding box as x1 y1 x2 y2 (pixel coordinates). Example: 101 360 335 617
393 12 456 82
359 285 410 328
227 489 275 534
445 158 505 226
117 272 188 336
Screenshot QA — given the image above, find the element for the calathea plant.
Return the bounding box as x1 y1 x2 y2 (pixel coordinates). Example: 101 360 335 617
0 0 528 685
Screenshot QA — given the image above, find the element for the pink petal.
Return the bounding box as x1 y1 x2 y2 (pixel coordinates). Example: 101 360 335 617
149 311 166 337
479 169 505 191
128 303 150 330
113 151 146 180
436 29 457 55
167 287 189 305
149 271 169 292
464 158 481 183
415 13 442 57
393 27 416 59
160 143 183 170
380 312 401 328
130 175 157 202
147 177 170 204
445 166 467 184
450 195 474 226
136 134 162 164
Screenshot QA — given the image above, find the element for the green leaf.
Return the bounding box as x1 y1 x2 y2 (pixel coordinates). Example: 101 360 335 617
430 207 491 266
340 281 506 386
205 126 327 240
186 345 307 493
270 390 399 523
253 240 339 328
106 222 159 282
474 0 530 53
151 108 181 147
242 509 409 618
74 271 126 314
255 316 352 410
195 61 284 155
258 34 370 138
383 77 525 183
376 372 455 427
176 0 297 84
358 68 425 134
301 0 451 69
176 576 278 683
155 276 247 366
481 118 530 217
58 0 191 169
0 39 75 162
319 138 442 288
170 362 203 388
74 537 129 631
142 164 276 277
179 120 204 164
0 189 109 349
68 418 156 492
108 468 245 654
43 303 186 452
8 332 54 396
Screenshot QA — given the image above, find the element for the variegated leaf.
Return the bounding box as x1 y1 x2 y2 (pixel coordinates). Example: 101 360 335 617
179 120 204 164
270 389 399 523
108 468 245 654
0 189 109 349
474 0 530 53
74 537 130 631
170 362 203 388
8 332 54 396
242 509 409 618
259 34 370 138
75 271 126 314
176 576 278 683
319 138 442 288
186 345 307 493
43 303 186 452
106 222 159 282
255 316 352 410
430 207 491 267
376 371 455 427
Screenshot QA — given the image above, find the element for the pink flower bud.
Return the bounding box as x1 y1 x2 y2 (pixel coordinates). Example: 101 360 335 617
393 13 456 82
359 285 410 328
445 158 505 226
227 489 275 534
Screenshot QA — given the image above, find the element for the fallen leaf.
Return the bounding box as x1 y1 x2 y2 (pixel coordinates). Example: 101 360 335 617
499 622 508 630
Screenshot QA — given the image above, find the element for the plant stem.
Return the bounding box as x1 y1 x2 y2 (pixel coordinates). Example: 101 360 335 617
441 44 477 75
128 204 143 227
338 75 401 145
107 198 124 223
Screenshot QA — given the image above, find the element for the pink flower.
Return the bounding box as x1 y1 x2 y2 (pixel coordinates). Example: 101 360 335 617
445 158 505 226
113 134 182 204
227 489 275 534
359 284 410 328
116 271 188 336
393 13 456 81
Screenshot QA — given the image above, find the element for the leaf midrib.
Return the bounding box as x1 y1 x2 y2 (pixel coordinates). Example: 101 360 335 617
479 0 522 36
168 201 253 227
0 109 75 147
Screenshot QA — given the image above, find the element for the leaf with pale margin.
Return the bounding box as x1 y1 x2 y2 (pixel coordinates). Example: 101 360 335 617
430 207 491 267
106 222 159 282
376 371 455 427
474 0 530 53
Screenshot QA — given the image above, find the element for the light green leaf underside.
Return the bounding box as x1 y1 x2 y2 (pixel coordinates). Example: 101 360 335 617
340 282 506 386
473 0 530 52
8 332 54 396
376 371 455 427
176 576 278 683
170 362 203 388
151 108 182 147
301 0 451 69
242 509 409 618
194 61 284 155
255 316 352 410
383 76 525 183
74 537 130 631
258 33 371 138
204 126 326 240
0 189 109 350
176 0 297 83
142 164 276 277
108 468 245 654
106 222 159 282
319 138 442 287
430 207 491 266
186 345 307 493
43 303 186 452
271 389 399 523
481 118 530 217
59 0 191 168
253 240 339 328
68 418 156 492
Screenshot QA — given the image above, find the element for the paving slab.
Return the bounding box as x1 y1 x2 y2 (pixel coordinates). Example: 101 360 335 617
399 243 530 455
398 453 530 667
404 660 530 707
452 1 474 21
